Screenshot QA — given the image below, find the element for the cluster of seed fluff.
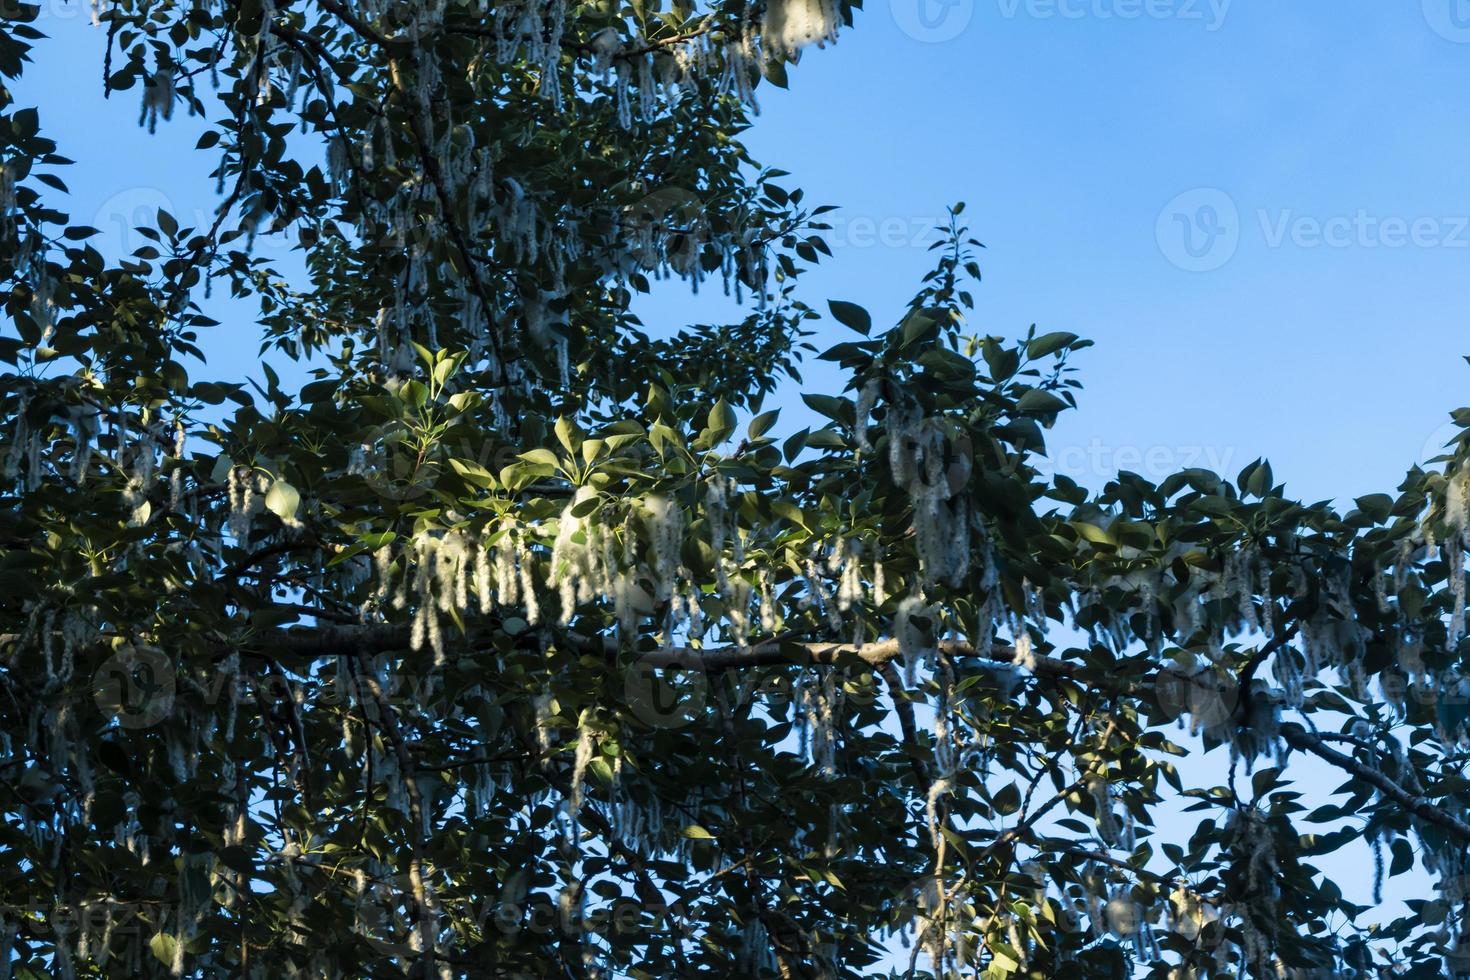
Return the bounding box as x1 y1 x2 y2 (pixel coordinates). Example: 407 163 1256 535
489 0 567 106
1211 545 1270 636
1104 884 1160 960
1165 655 1286 771
1285 566 1371 706
1232 680 1286 771
1086 773 1135 851
908 876 977 976
1167 885 1218 943
608 774 708 865
364 484 778 662
792 670 842 775
1443 460 1469 639
225 465 269 542
30 604 100 692
641 494 684 606
895 594 934 685
734 919 779 976
1225 809 1281 974
885 405 971 590
1436 672 1470 750
376 527 491 663
137 67 175 133
853 377 882 451
549 487 615 625
356 123 766 379
622 194 708 285
0 159 16 247
565 717 597 820
761 0 841 60
2 393 32 488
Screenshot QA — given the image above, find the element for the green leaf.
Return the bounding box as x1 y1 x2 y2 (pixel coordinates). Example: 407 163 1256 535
518 448 561 468
1390 837 1414 876
681 825 715 839
783 428 809 464
1026 331 1080 360
898 310 939 347
747 409 780 440
1016 389 1068 415
1071 522 1114 546
707 398 736 440
449 459 497 489
433 356 458 387
150 932 178 968
827 300 871 336
555 417 581 455
801 393 849 424
264 480 300 522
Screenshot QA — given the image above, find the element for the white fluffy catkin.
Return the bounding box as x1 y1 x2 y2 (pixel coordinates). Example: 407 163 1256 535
762 0 840 59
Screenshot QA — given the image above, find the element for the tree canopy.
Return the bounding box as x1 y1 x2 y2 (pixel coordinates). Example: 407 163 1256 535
2 1 1469 977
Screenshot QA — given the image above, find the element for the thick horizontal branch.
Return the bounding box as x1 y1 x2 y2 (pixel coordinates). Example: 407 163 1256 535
636 637 1064 674
1280 722 1470 843
265 622 1071 678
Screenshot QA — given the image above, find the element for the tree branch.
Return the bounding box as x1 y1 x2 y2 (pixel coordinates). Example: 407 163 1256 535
1280 722 1470 843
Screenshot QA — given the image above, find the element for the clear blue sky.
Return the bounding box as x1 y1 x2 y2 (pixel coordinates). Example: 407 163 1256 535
730 0 1470 503
19 2 1470 505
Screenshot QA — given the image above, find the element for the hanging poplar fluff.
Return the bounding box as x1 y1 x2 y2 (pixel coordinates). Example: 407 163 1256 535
703 474 740 593
1225 808 1281 957
854 377 880 450
1286 567 1372 705
885 405 972 589
911 876 975 976
761 0 841 60
1086 774 1133 850
1437 672 1470 749
549 486 614 625
0 158 16 247
1443 459 1469 639
794 669 842 775
167 420 185 508
642 494 684 604
1167 885 1218 942
138 68 175 133
391 527 475 665
1232 680 1286 771
895 594 934 685
2 392 27 484
1167 654 1282 765
225 465 268 541
566 719 597 820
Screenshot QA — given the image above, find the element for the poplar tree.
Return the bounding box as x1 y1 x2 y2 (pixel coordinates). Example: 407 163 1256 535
1 1 1466 977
